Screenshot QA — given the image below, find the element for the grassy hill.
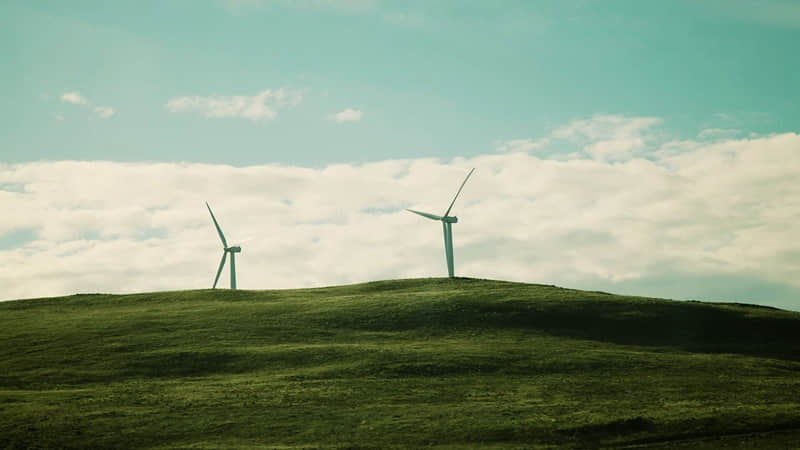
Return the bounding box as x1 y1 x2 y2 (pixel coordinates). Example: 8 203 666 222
1 278 799 448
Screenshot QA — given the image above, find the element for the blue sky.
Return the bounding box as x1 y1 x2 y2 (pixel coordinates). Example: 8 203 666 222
5 0 799 165
2 1 800 309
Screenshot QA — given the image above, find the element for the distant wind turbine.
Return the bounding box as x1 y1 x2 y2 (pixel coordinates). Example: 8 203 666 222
407 168 475 278
206 202 241 289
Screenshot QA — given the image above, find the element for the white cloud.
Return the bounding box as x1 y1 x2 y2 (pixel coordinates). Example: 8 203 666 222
382 11 426 26
710 0 800 29
551 115 662 161
497 115 662 160
166 89 302 121
698 128 740 140
58 92 115 119
331 108 363 123
495 138 549 153
2 125 800 309
93 106 115 119
289 0 375 13
221 0 376 14
60 92 88 105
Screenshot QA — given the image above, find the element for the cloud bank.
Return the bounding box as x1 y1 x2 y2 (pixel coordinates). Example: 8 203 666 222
2 117 799 309
165 89 302 121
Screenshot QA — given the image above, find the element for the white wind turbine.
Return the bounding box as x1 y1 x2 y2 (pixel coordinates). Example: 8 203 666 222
407 168 475 278
206 202 241 289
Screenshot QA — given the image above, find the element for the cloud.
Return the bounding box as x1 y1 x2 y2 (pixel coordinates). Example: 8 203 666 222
287 0 375 13
382 11 426 26
497 115 662 161
495 138 549 154
60 92 88 105
93 106 115 119
59 92 115 119
707 0 800 29
551 115 662 161
696 128 746 141
331 108 363 123
165 89 302 121
221 0 376 14
2 123 800 310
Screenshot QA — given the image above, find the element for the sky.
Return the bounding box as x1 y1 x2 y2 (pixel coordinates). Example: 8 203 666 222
2 0 799 309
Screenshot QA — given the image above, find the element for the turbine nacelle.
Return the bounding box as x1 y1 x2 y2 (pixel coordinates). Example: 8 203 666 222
225 246 242 253
442 216 458 224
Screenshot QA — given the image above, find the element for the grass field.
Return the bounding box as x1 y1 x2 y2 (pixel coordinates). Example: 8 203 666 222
1 278 799 448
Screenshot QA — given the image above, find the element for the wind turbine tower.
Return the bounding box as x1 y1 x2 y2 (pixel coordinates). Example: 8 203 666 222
206 202 241 289
407 168 475 278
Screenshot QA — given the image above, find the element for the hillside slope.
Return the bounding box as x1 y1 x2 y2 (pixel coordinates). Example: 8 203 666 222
1 278 799 448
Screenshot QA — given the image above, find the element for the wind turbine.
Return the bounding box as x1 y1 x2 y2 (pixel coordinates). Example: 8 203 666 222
206 202 241 289
407 168 475 278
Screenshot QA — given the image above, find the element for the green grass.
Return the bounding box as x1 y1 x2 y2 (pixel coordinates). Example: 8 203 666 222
1 278 799 448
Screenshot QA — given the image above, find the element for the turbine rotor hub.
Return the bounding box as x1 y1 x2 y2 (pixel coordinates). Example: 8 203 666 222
226 246 242 253
442 216 458 223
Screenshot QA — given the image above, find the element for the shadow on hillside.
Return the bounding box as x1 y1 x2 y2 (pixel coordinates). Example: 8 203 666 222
123 351 248 378
523 300 800 361
324 291 800 362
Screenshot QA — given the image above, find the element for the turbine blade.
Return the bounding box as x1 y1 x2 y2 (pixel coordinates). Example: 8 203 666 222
443 168 475 217
213 251 227 289
206 202 228 248
406 209 443 221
